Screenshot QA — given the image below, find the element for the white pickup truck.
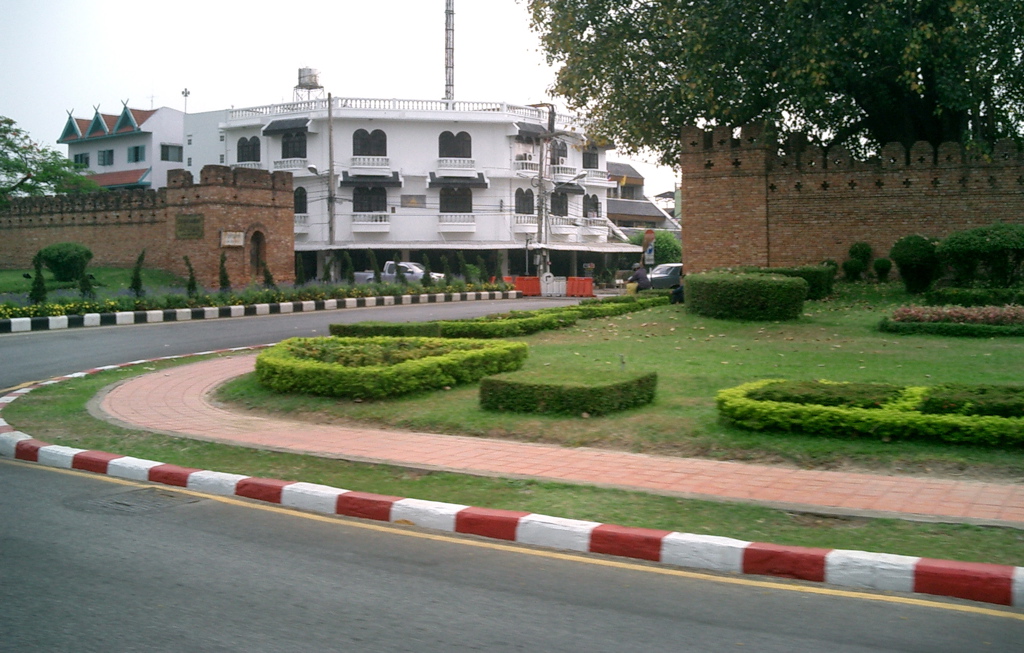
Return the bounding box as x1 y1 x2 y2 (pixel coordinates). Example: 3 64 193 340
353 261 446 284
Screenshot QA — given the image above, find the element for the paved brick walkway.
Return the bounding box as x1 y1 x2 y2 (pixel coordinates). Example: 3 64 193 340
98 354 1024 527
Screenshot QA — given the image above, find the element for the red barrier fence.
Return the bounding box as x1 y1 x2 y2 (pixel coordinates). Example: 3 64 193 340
566 277 594 297
515 276 541 296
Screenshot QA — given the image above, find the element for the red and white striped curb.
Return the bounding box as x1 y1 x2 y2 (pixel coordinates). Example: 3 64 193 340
1 353 1021 609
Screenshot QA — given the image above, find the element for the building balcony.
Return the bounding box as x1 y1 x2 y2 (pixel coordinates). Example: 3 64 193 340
274 158 308 171
584 169 615 187
350 212 391 232
436 157 478 178
514 160 540 174
350 156 391 176
550 216 576 235
294 213 309 233
581 217 608 236
551 165 579 182
231 162 265 170
438 213 476 233
513 214 538 234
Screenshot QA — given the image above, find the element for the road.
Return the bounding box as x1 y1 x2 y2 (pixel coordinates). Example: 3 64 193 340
2 300 1022 650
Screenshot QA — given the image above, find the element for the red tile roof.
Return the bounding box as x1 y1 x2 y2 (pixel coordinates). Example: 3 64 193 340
87 168 150 188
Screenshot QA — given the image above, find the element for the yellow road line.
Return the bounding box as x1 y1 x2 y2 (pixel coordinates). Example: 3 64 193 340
6 457 1022 622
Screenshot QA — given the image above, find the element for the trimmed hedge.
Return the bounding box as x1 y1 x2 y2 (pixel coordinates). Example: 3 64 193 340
741 265 834 300
686 272 808 321
255 336 528 399
330 321 443 337
924 287 1024 307
878 318 1024 337
37 242 93 282
437 311 579 338
717 379 1024 447
480 371 657 416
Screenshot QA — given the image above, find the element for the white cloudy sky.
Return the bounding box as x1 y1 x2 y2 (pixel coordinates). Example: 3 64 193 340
0 0 677 194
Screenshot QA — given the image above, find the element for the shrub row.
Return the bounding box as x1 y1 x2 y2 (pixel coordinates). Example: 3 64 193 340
254 336 528 400
924 287 1024 307
480 372 657 416
745 380 903 409
743 265 835 300
717 379 1024 447
878 318 1024 337
888 305 1024 325
685 272 808 321
918 384 1024 419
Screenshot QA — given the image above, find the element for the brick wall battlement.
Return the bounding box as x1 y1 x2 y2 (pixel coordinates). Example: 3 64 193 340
679 124 1024 273
1 166 295 288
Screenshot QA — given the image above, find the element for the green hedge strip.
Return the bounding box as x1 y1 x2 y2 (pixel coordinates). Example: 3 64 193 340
255 336 528 399
878 318 1024 337
686 272 808 321
480 372 657 416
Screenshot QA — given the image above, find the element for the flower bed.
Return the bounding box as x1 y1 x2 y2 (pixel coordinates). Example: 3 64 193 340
878 304 1024 337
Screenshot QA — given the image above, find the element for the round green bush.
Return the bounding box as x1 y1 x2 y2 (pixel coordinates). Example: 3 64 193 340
684 272 808 321
936 222 1024 288
848 242 873 266
872 257 892 282
37 242 93 282
889 234 940 294
841 258 866 282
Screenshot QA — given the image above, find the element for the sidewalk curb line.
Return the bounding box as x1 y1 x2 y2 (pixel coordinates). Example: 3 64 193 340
0 291 522 333
1 349 1021 609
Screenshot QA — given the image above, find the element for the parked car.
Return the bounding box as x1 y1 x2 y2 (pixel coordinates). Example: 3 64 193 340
353 261 446 284
649 263 684 289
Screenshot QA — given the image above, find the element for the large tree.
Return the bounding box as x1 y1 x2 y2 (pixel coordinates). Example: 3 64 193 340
1 116 100 209
526 0 1024 166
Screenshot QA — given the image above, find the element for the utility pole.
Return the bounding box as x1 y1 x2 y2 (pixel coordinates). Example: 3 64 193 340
327 92 336 248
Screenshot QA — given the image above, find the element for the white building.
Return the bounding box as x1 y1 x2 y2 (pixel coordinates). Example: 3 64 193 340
59 105 184 190
184 95 639 279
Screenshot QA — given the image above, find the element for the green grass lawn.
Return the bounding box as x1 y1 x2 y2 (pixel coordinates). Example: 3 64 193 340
4 282 1024 566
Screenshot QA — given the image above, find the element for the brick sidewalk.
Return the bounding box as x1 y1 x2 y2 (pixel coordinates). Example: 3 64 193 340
99 354 1024 527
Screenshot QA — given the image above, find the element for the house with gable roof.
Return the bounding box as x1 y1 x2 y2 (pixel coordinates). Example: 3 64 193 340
59 104 184 190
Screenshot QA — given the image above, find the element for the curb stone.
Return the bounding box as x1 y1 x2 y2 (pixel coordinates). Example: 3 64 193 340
0 349 1021 609
0 291 521 333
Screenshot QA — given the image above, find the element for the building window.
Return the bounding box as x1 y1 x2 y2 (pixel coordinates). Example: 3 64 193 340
127 145 145 163
293 187 307 214
98 149 114 166
549 140 568 166
583 150 599 170
73 153 90 167
620 185 641 200
219 154 225 164
584 194 601 218
550 191 569 217
353 187 387 213
438 131 471 158
353 129 387 156
161 144 184 162
187 136 193 145
439 187 472 213
282 132 307 159
187 157 192 167
237 136 261 162
514 188 534 214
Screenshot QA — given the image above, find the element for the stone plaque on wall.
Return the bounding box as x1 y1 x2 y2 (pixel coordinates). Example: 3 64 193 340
220 231 245 247
401 195 427 208
175 214 205 239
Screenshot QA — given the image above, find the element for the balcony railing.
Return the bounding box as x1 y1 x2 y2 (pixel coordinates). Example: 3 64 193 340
350 156 390 168
437 157 475 169
294 214 309 232
438 213 476 232
350 213 390 232
551 165 579 180
274 158 308 171
231 162 264 170
585 169 613 185
513 213 538 233
514 160 540 173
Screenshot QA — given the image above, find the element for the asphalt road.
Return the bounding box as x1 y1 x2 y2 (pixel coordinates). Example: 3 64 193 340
4 460 1021 652
3 300 1022 650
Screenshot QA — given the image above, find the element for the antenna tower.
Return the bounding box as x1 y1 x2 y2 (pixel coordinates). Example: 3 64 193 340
445 0 455 100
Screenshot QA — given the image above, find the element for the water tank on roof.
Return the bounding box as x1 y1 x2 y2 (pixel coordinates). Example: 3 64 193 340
297 68 321 89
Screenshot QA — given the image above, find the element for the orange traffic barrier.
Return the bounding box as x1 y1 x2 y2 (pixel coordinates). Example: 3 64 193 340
566 277 594 297
515 276 541 296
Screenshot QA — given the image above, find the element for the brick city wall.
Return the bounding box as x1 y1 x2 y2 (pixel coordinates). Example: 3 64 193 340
679 124 1024 273
1 166 295 289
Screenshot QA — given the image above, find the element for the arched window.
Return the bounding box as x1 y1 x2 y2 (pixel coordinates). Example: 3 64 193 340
293 187 307 214
249 231 266 277
515 188 534 214
583 194 601 218
353 129 387 156
549 140 568 166
282 131 306 159
353 187 387 213
439 131 472 158
439 187 472 213
550 191 569 217
237 136 260 162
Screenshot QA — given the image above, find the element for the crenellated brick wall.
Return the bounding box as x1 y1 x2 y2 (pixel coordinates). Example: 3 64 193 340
1 166 295 289
679 124 1024 273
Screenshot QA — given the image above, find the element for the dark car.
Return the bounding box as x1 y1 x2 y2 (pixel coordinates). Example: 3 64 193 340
649 263 684 289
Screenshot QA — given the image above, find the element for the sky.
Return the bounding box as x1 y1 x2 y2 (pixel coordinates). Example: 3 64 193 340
0 0 678 195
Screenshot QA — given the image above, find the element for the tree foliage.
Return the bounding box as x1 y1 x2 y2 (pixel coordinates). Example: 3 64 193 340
1 116 100 208
526 0 1024 166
